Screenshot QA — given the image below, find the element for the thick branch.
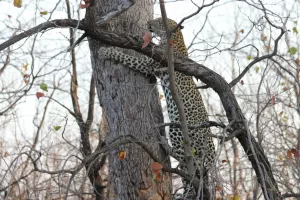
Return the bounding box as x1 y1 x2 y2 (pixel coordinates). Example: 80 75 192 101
282 193 300 199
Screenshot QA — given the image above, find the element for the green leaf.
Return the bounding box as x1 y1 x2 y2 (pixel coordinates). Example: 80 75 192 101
288 47 297 55
281 82 285 86
40 83 48 91
293 27 298 35
180 140 184 145
40 11 48 15
247 55 252 61
54 126 61 131
13 0 22 8
255 66 259 73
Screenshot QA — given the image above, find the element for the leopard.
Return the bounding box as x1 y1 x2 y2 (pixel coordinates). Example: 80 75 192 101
99 18 215 198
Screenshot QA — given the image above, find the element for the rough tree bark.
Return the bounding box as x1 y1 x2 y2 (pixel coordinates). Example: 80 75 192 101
85 1 172 200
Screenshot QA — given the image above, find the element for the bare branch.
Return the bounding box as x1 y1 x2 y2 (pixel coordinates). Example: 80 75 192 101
282 193 300 199
170 0 220 34
0 51 10 75
159 0 195 176
229 29 286 87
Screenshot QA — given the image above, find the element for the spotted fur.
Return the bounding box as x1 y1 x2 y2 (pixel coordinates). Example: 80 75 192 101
99 18 215 197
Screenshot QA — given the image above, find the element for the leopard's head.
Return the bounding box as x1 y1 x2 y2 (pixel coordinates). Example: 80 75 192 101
147 18 187 56
147 18 184 38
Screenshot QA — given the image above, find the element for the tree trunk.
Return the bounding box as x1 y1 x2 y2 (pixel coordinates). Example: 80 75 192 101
85 1 172 199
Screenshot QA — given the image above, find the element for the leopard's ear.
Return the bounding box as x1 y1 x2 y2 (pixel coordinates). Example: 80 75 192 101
180 25 184 30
